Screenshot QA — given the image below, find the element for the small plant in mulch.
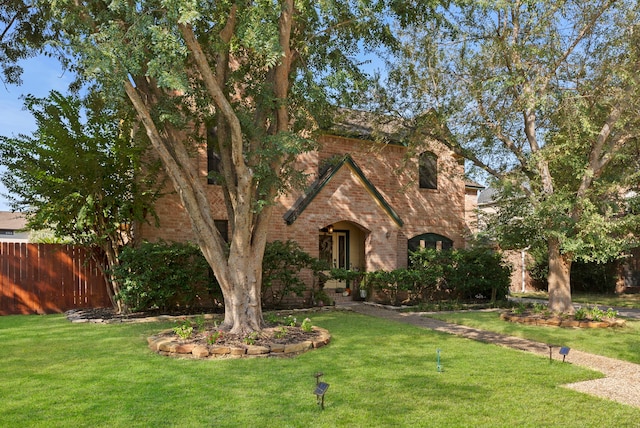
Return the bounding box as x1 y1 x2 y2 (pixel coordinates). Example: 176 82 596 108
243 332 260 345
206 330 223 345
573 305 618 321
503 303 625 328
273 326 288 339
173 318 194 339
513 302 527 315
301 317 313 332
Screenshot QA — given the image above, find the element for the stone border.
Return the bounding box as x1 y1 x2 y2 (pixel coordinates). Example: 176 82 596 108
147 326 331 359
501 312 626 328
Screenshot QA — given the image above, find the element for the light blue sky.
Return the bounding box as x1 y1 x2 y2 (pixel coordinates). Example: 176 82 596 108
0 55 72 211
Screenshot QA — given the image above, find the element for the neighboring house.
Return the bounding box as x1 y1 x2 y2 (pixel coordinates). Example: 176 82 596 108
140 111 482 299
464 179 485 235
476 186 640 294
0 212 29 242
476 186 500 232
476 187 535 293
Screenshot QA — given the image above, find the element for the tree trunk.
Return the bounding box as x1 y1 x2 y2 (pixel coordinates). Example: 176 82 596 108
104 242 125 314
547 238 574 314
224 252 264 334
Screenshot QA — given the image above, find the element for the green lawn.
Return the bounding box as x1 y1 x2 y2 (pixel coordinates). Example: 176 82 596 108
426 310 640 364
1 312 638 427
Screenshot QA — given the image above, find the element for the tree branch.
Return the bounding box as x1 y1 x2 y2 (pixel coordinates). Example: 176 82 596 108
123 79 229 277
576 104 623 198
541 0 616 92
179 22 248 195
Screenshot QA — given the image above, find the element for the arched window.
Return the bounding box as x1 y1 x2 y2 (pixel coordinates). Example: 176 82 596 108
408 233 453 253
419 151 437 189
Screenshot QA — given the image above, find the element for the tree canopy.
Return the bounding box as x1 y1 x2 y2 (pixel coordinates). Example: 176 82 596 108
33 0 437 332
385 0 640 312
0 1 57 85
0 90 162 309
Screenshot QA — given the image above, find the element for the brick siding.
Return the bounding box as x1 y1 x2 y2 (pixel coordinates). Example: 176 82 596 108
141 132 475 298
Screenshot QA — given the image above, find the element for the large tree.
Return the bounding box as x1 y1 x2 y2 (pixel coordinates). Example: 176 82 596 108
0 1 47 84
0 90 162 311
42 1 433 333
385 1 640 312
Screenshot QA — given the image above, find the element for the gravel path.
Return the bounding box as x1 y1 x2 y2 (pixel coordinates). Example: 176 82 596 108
348 303 640 408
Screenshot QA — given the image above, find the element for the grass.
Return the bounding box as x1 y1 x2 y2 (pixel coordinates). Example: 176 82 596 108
511 291 640 309
426 310 640 364
1 312 639 427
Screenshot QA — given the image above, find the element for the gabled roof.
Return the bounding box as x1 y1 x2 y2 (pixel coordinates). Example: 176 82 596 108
477 186 500 205
283 155 404 227
465 179 485 190
0 211 27 230
324 109 409 145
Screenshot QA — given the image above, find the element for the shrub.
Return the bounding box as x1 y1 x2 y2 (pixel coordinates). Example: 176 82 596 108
571 261 618 293
328 267 364 296
112 241 216 312
409 248 450 300
526 245 550 290
367 269 409 306
370 247 511 305
261 240 327 309
445 247 512 302
527 245 618 293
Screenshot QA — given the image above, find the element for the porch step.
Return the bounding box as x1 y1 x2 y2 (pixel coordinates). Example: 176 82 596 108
330 291 361 306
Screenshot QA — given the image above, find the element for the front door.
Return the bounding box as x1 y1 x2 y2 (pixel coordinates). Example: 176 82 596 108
319 230 349 289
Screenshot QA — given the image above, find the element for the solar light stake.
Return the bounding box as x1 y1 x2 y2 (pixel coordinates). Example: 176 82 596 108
436 349 442 373
313 372 329 410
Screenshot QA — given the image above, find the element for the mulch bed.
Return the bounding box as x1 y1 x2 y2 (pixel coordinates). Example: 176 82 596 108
501 311 626 328
65 307 333 351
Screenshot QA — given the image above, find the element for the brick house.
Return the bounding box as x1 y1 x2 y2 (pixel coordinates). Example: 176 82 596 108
0 212 29 242
140 111 481 297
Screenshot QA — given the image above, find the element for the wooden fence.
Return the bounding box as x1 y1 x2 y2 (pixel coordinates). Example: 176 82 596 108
0 243 112 315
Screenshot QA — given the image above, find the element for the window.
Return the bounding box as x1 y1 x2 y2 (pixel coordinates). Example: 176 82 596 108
214 220 229 243
408 233 453 254
419 151 437 189
207 126 222 185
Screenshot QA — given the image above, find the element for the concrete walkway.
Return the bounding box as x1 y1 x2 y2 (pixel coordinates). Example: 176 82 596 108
346 302 640 409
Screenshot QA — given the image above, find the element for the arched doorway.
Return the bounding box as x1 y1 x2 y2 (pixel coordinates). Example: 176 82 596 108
319 221 368 291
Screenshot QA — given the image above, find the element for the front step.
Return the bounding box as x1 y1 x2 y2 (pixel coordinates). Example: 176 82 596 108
329 290 361 306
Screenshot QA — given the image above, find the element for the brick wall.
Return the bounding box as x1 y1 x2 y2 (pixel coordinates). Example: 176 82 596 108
142 133 472 274
138 143 227 242
465 187 480 241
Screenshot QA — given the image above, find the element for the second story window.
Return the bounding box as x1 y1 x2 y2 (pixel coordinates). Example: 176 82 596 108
207 126 221 185
419 151 438 190
214 220 229 242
